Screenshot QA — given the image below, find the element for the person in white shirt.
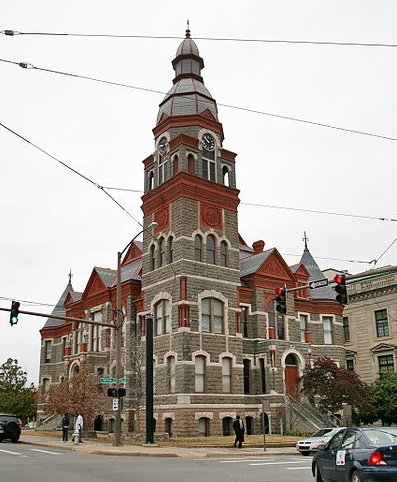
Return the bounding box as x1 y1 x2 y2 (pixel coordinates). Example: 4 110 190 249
74 412 84 443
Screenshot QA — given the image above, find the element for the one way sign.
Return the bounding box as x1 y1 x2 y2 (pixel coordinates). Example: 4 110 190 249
309 279 329 290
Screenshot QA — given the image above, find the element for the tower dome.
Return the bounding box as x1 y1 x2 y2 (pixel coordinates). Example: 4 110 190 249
156 29 219 125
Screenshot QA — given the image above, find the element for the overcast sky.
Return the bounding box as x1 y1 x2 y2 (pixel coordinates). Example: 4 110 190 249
1 0 396 385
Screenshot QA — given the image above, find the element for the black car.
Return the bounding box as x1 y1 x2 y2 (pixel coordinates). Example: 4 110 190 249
0 414 22 443
312 426 397 482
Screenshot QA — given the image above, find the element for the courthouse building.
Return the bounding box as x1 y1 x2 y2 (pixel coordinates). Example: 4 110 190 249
38 30 345 437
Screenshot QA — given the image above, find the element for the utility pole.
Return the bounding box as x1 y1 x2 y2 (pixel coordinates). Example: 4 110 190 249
145 313 154 444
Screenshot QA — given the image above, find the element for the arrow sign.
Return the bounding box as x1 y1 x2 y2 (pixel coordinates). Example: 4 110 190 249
309 279 329 290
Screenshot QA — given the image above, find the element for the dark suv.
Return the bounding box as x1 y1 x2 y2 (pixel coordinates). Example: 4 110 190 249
0 414 22 443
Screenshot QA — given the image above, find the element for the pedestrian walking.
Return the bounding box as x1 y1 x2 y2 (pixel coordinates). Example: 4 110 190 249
233 415 245 448
74 412 84 443
61 412 69 442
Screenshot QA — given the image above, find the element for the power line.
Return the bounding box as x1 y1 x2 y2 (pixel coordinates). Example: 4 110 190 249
1 57 397 143
0 121 142 227
2 29 397 48
374 236 397 267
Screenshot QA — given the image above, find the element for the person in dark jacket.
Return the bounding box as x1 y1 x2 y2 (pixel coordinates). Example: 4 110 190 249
61 413 70 442
233 415 245 448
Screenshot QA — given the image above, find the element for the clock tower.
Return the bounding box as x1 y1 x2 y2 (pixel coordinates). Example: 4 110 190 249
140 29 243 436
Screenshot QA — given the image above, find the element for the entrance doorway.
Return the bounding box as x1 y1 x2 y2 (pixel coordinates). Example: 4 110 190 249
284 353 300 400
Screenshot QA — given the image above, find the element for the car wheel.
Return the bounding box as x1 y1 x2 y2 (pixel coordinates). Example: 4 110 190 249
313 462 324 482
351 470 362 482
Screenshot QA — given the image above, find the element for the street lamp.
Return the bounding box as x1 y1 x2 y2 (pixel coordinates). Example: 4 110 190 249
113 221 157 447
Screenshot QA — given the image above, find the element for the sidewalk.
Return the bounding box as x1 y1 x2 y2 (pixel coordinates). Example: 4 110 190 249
20 433 299 458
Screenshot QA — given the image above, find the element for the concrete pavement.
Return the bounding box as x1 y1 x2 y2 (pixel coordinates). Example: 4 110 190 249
20 433 299 458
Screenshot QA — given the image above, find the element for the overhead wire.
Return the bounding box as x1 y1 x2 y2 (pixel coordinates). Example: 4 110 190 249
1 57 397 143
0 121 142 227
2 29 397 48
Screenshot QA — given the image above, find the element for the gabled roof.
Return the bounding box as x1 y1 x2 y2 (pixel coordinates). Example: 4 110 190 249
43 281 75 328
300 247 336 300
240 248 274 277
117 259 142 285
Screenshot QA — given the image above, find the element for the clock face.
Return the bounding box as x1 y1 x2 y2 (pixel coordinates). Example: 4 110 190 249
158 136 167 155
202 133 216 151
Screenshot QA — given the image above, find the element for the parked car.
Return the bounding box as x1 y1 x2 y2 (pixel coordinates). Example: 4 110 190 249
312 426 397 482
297 427 345 455
0 413 22 443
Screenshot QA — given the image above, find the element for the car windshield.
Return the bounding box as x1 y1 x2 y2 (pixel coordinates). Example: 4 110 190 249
363 428 397 446
312 429 334 437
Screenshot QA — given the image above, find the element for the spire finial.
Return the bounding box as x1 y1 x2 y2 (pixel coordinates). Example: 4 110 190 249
302 231 309 250
68 269 73 284
186 19 190 38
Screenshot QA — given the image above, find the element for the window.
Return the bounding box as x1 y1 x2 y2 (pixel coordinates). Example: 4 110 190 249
202 148 216 182
220 241 228 267
149 244 156 271
148 171 154 191
343 316 350 342
91 312 102 352
243 359 251 394
323 316 333 344
155 299 171 335
158 155 168 184
167 356 176 393
198 417 210 437
222 357 232 393
222 165 230 186
206 235 216 264
167 237 174 264
375 309 389 337
188 153 195 174
259 358 266 393
159 237 166 267
42 378 50 392
173 155 179 175
346 359 355 371
240 306 249 337
195 356 206 392
44 340 52 363
194 234 203 262
299 314 308 342
202 297 223 333
378 354 394 372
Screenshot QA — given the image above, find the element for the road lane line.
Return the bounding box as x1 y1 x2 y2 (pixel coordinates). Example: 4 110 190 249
219 458 276 463
250 460 309 466
286 467 312 470
30 448 62 456
0 449 22 455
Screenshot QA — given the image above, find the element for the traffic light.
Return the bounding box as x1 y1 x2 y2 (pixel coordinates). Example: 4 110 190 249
9 301 20 326
333 274 348 304
275 287 287 314
107 387 117 397
107 387 126 397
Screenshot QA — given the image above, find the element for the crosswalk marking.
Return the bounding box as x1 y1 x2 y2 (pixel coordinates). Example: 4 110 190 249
286 466 312 470
30 448 62 456
249 460 310 466
0 449 22 456
219 458 276 463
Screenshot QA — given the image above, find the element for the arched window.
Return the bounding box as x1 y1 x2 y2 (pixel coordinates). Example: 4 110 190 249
206 234 216 264
259 358 266 393
173 155 179 175
243 359 251 394
167 236 174 264
194 234 203 262
195 355 206 392
201 297 224 333
149 244 156 271
148 171 154 191
159 237 166 267
166 355 176 393
198 417 210 437
222 165 230 186
158 155 168 185
155 299 171 335
222 417 233 436
222 357 232 393
188 153 195 174
165 418 173 438
220 241 228 267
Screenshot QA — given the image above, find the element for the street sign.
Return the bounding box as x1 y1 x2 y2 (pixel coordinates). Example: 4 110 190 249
118 377 126 383
309 279 329 290
112 398 118 411
100 377 116 383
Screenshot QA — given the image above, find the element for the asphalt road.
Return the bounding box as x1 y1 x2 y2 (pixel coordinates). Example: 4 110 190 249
0 442 313 482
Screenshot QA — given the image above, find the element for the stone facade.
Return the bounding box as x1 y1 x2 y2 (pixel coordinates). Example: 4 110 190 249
38 31 346 436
